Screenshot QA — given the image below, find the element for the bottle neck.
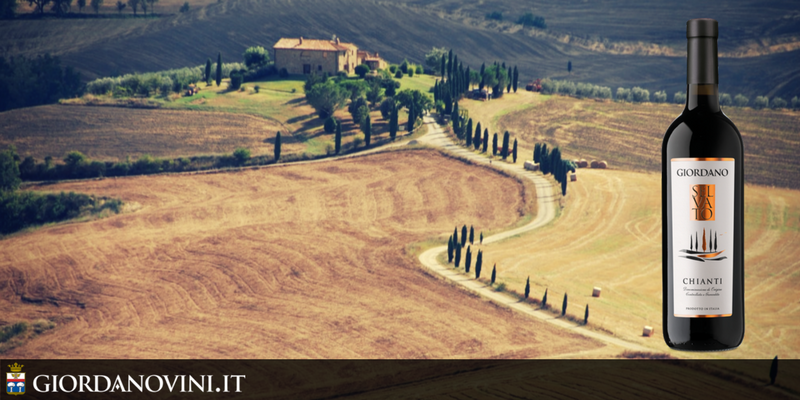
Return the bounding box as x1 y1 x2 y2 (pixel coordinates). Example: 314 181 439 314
686 84 720 112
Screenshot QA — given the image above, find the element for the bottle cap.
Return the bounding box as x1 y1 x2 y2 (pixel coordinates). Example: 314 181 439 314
687 19 718 39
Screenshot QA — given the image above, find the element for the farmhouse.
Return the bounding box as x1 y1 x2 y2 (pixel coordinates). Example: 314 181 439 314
273 36 387 75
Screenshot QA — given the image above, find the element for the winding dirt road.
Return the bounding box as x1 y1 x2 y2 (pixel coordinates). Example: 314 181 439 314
417 115 653 354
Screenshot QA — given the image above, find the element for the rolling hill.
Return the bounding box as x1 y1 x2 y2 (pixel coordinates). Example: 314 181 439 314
2 0 799 98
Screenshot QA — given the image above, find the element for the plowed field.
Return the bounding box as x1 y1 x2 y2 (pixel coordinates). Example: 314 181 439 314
0 150 601 358
0 105 287 161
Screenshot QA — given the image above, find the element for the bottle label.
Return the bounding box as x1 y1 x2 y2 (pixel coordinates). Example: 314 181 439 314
671 158 734 317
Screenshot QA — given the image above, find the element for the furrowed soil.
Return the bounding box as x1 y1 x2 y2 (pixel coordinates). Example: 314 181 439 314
0 105 287 160
0 150 602 358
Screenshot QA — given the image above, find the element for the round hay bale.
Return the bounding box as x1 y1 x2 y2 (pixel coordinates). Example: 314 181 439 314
592 287 601 297
643 326 654 337
407 140 418 145
598 160 608 169
570 173 577 182
578 159 589 168
590 160 599 168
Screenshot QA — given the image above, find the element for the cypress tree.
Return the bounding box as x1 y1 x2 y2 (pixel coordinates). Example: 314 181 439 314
562 178 568 196
469 225 474 244
540 143 549 174
584 304 589 325
465 66 471 90
454 242 461 268
274 132 282 161
501 131 510 160
451 101 460 137
335 119 342 154
447 235 454 263
216 52 222 87
492 133 498 155
524 277 530 299
534 143 541 163
444 91 452 115
447 49 453 80
480 62 485 76
542 288 548 308
491 264 496 284
433 80 439 103
770 356 778 385
512 139 518 163
389 103 398 139
205 58 212 84
453 227 458 246
513 66 519 93
466 118 473 147
480 232 483 244
407 102 415 133
461 225 467 247
562 292 568 316
441 56 446 78
483 129 488 153
507 67 512 92
475 250 482 279
465 246 471 273
474 122 482 150
364 114 372 147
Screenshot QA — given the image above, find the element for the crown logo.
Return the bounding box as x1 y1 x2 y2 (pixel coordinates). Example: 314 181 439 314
8 363 23 373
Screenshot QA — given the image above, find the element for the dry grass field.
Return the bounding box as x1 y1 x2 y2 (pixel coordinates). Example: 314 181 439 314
474 168 800 359
3 0 798 97
464 91 800 189
0 150 602 358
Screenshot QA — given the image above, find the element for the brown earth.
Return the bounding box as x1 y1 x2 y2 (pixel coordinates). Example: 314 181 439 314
0 105 288 161
0 150 602 358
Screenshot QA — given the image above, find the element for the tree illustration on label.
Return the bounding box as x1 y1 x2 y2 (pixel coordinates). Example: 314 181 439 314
679 228 726 262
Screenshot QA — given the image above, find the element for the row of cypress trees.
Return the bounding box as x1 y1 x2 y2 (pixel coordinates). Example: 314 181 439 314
533 142 575 196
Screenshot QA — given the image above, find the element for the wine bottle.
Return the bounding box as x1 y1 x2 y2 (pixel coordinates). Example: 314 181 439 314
662 19 744 351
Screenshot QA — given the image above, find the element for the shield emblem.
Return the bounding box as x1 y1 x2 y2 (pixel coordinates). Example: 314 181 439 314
6 364 25 396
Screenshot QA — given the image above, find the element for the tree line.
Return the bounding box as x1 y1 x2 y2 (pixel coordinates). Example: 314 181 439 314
0 54 82 112
541 78 800 110
1 0 165 18
0 146 122 235
534 143 575 196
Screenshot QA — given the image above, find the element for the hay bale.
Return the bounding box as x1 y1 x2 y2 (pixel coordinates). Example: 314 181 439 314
592 287 601 297
598 160 608 169
407 140 418 145
524 160 539 171
643 326 654 337
590 160 599 168
570 173 577 182
578 159 589 168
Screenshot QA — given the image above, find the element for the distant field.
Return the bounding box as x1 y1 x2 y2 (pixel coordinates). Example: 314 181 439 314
476 168 800 359
462 91 800 189
2 0 798 97
0 150 601 358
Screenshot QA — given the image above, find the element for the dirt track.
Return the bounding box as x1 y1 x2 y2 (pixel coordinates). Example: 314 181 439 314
1 150 601 358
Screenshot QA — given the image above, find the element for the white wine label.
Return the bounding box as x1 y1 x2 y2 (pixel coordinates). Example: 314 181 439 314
671 158 735 317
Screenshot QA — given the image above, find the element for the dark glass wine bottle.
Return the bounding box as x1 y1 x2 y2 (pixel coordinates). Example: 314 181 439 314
662 19 744 351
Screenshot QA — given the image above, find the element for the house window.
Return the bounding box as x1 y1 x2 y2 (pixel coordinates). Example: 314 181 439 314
303 64 311 74
323 52 328 58
318 65 322 71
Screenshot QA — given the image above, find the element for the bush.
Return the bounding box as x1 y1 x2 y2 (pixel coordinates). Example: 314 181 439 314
279 68 289 78
792 96 799 110
0 322 27 343
734 94 749 107
254 85 260 93
771 97 787 109
753 96 769 109
395 70 403 79
485 11 502 21
229 72 243 90
408 68 415 77
179 1 189 12
233 148 250 165
0 191 113 235
673 91 686 104
324 116 338 133
354 64 370 79
719 93 732 106
631 86 650 102
389 65 398 74
243 46 270 69
415 65 423 75
616 87 631 102
653 90 668 103
517 12 546 29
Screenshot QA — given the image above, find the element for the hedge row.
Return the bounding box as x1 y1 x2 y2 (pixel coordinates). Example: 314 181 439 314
85 62 247 97
0 190 121 235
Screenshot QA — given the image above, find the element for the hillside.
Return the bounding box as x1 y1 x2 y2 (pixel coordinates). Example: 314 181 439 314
2 0 799 98
0 150 602 358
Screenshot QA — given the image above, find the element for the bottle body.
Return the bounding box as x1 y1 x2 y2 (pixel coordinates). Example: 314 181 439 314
662 84 745 350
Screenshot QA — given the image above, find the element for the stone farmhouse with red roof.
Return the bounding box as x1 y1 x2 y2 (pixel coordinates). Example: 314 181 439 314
273 36 387 75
